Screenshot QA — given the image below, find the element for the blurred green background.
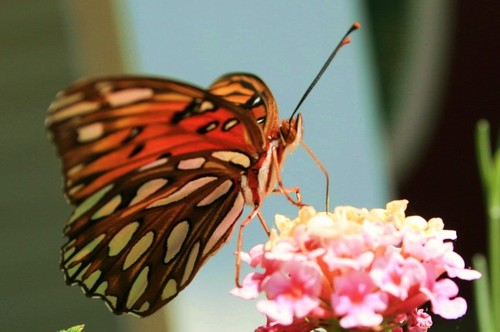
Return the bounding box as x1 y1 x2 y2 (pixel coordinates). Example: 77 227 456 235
1 1 497 331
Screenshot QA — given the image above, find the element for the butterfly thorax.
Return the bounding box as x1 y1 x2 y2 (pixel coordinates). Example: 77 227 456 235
241 115 303 207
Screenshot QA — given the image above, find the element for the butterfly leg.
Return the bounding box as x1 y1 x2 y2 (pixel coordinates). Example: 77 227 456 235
271 148 305 207
234 206 263 287
256 210 270 236
272 186 302 206
300 140 330 212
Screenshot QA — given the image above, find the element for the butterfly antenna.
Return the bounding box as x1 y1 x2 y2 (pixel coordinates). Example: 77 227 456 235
288 22 360 122
290 22 360 213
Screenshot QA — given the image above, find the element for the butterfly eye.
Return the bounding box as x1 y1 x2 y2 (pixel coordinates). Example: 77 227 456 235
280 115 303 149
280 119 296 144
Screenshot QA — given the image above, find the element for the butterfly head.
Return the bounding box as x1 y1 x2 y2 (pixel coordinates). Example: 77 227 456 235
279 114 303 150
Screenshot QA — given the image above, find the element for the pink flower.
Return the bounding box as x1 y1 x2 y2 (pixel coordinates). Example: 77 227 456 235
255 318 318 332
232 200 481 331
423 278 468 319
258 259 323 325
370 248 427 300
407 309 433 331
332 271 388 328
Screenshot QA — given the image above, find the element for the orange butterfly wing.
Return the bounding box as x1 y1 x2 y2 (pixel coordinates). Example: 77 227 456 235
47 74 281 316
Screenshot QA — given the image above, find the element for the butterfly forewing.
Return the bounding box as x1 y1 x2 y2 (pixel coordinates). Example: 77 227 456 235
47 76 266 204
47 74 297 316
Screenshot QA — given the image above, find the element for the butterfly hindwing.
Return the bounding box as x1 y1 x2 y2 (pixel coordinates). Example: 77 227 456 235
61 154 245 316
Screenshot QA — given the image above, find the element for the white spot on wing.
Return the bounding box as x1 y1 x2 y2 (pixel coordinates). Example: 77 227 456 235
69 184 85 196
126 266 150 309
197 179 233 206
139 157 168 171
68 184 113 224
212 151 251 168
137 301 150 313
65 234 105 266
147 176 217 208
203 193 244 257
223 118 239 131
130 179 168 206
68 164 84 176
161 279 177 300
75 264 91 282
106 88 154 107
62 246 76 261
164 220 190 264
177 157 205 170
201 122 217 132
48 92 84 113
66 263 82 279
123 231 154 270
94 281 108 296
92 195 122 220
82 270 102 289
48 101 100 124
108 221 140 256
181 242 200 287
78 123 104 142
199 100 214 112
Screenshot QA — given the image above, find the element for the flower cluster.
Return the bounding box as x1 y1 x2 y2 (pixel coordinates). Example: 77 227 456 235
231 200 481 331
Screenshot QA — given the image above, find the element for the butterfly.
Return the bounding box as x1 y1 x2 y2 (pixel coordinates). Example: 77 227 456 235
46 73 303 317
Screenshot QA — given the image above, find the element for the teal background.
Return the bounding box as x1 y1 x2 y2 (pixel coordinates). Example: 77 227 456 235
2 0 494 331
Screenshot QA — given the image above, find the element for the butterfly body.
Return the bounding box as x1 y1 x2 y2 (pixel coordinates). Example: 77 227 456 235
47 73 302 316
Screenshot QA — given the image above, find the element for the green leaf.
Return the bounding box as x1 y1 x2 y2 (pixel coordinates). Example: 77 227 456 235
58 324 85 332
